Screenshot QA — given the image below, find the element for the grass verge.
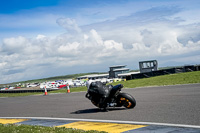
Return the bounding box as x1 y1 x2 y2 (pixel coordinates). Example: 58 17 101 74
0 92 43 97
113 71 200 88
116 71 200 88
0 124 107 133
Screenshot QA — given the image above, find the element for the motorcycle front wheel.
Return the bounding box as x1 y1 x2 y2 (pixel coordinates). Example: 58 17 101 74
117 93 136 109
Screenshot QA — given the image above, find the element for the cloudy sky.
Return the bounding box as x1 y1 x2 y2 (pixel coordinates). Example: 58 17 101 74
0 0 200 84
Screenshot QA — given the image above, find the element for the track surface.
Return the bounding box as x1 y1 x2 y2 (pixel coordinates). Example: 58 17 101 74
0 84 200 126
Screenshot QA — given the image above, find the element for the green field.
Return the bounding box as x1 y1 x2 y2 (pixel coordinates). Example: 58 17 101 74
113 71 200 88
0 124 106 133
0 71 200 98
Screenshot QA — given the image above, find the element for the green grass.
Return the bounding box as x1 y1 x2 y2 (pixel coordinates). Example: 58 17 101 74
48 86 87 94
0 92 43 97
113 71 200 88
0 124 107 133
1 71 200 97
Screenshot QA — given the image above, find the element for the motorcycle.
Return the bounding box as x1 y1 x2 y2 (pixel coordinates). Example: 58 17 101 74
85 81 136 110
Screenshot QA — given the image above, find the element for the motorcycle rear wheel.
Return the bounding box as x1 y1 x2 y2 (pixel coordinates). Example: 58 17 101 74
118 93 136 109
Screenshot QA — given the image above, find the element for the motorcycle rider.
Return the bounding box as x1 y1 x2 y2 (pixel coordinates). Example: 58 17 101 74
86 80 112 110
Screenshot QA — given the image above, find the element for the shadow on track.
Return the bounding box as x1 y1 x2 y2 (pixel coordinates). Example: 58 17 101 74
71 108 126 114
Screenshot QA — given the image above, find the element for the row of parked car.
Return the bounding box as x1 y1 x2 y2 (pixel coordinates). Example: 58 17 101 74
39 79 86 90
0 86 15 90
39 78 116 90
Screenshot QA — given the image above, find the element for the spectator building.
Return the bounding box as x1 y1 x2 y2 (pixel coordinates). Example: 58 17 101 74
109 65 130 78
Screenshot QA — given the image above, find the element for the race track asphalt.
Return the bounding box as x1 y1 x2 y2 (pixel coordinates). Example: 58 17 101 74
0 84 200 126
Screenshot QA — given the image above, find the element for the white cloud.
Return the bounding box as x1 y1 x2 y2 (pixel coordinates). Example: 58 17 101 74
57 42 80 57
36 34 46 40
2 36 28 52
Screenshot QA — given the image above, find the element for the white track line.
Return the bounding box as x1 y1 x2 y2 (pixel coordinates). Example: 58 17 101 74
1 117 200 129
